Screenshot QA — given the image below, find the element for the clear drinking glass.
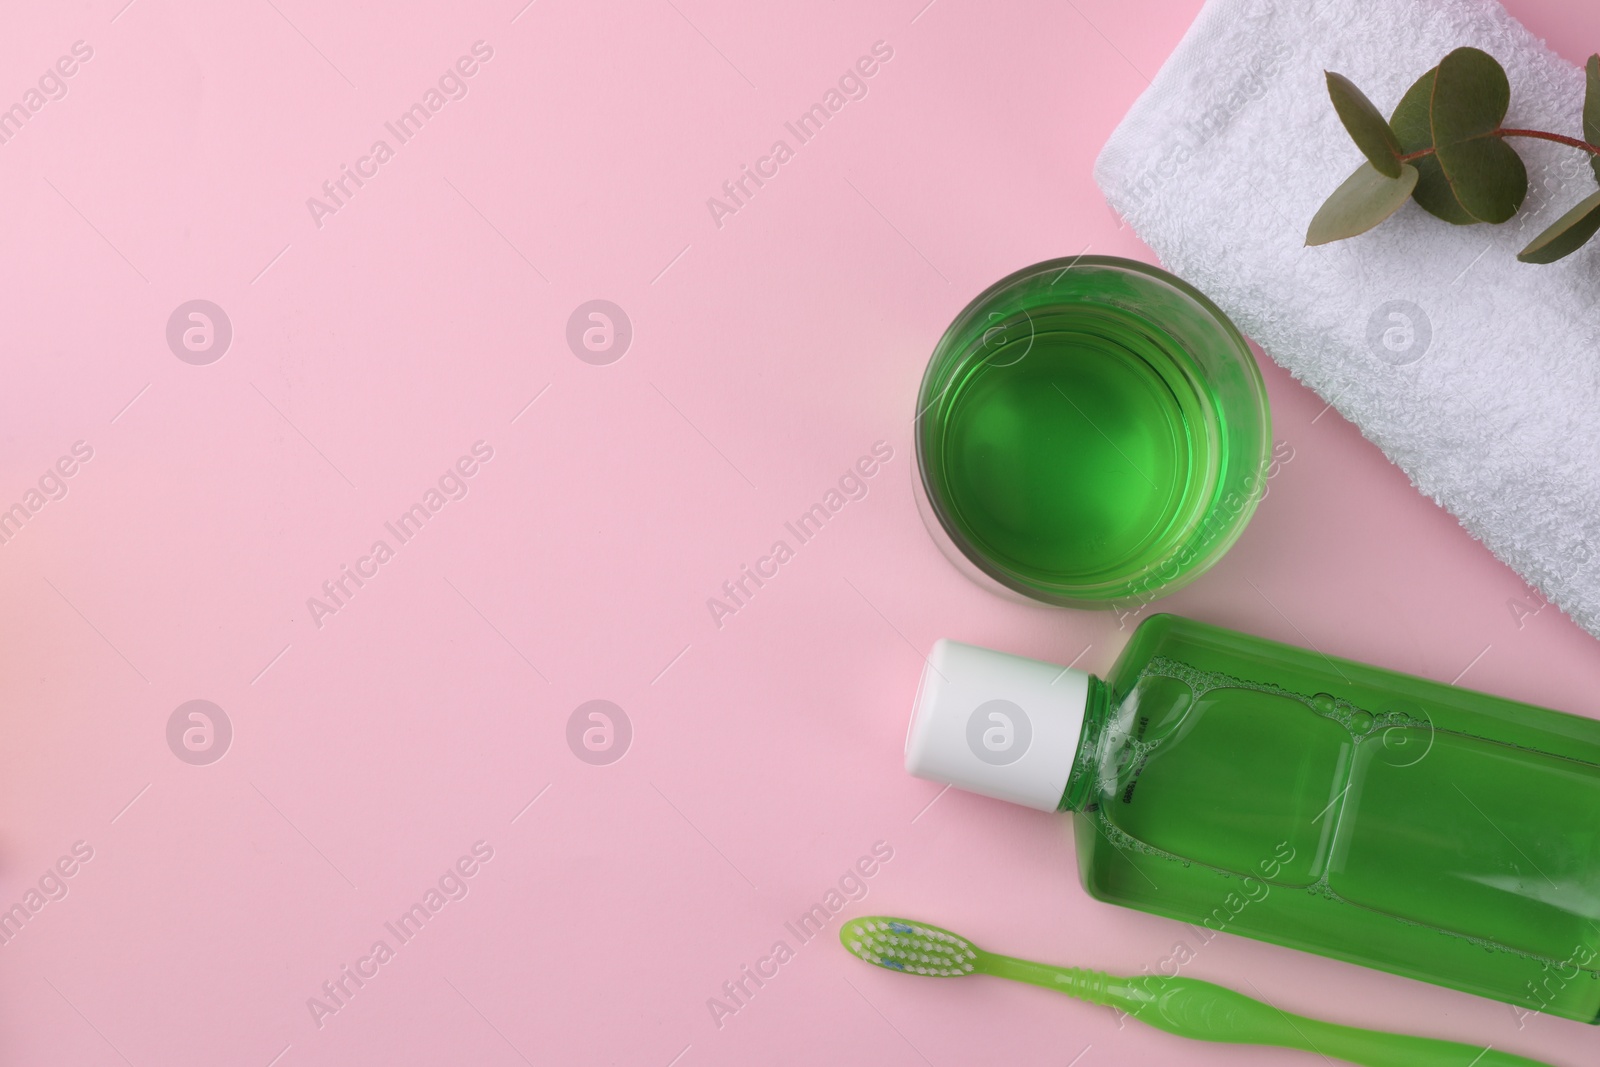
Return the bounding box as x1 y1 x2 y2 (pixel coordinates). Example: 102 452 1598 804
914 255 1270 609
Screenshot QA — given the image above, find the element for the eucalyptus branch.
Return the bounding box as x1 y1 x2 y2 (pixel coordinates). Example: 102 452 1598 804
1307 48 1600 264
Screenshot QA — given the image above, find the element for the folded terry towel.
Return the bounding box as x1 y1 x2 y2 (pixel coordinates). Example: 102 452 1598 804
1095 0 1600 637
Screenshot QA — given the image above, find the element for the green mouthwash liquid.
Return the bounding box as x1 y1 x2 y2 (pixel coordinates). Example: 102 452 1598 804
905 614 1600 1022
914 256 1270 608
929 304 1213 585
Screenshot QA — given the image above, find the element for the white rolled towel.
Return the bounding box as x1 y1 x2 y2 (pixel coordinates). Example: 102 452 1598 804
1095 0 1600 636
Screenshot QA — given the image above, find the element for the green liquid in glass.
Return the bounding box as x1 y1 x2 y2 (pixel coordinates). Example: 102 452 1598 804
916 256 1269 607
936 306 1214 585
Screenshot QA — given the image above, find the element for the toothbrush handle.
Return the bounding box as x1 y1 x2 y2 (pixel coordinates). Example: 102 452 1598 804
1118 975 1558 1067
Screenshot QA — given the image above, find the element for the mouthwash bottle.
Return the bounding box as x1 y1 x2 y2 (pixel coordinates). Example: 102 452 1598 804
905 614 1600 1022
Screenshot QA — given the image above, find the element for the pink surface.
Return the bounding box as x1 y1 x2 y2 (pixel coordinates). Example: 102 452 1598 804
2 0 1599 1064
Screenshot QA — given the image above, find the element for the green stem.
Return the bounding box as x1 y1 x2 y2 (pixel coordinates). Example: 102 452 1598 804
1398 128 1600 163
1498 128 1600 154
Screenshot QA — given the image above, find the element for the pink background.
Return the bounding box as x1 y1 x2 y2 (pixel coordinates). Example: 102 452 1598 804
1 0 1598 1064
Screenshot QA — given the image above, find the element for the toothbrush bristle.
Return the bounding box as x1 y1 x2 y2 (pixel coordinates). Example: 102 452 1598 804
840 916 978 977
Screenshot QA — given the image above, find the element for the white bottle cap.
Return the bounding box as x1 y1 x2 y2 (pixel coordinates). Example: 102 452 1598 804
904 639 1092 812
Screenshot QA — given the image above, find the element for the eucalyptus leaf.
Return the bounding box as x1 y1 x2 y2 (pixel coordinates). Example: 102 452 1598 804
1327 71 1403 177
1390 67 1478 224
1585 54 1600 186
1431 46 1509 142
1431 46 1527 222
1433 138 1527 222
1517 190 1600 263
1306 162 1419 246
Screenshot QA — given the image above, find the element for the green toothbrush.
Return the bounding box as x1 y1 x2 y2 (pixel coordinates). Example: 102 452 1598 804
841 917 1560 1067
